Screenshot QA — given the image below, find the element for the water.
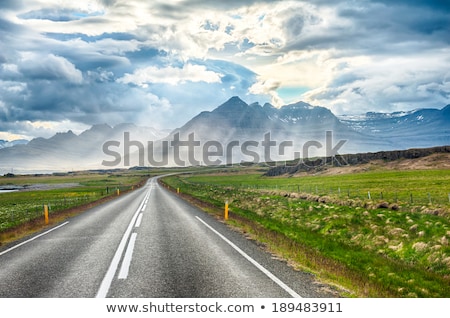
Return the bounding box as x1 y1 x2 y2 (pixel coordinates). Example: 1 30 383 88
0 189 19 193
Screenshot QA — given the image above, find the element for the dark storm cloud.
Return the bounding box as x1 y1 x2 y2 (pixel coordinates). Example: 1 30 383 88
0 0 449 139
0 78 155 125
375 0 450 11
338 3 450 41
284 1 450 54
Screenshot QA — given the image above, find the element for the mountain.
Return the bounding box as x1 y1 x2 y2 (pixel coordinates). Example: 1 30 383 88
1 97 449 172
0 139 28 149
142 97 398 167
149 97 449 166
174 96 350 140
0 124 170 173
338 104 450 149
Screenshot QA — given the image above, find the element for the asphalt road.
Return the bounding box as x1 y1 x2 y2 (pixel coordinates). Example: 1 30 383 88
0 177 338 298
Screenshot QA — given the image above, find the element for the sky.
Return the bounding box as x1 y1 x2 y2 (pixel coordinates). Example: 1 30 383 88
0 0 449 140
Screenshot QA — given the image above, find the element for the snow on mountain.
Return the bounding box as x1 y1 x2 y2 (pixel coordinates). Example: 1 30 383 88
338 105 450 148
0 98 448 172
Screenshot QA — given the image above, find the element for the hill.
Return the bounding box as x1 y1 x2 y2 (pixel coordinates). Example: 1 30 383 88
264 145 450 176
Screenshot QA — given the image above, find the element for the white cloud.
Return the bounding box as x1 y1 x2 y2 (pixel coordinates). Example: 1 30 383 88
302 49 450 114
0 119 90 140
19 53 83 84
1 0 450 140
118 63 223 86
248 77 283 107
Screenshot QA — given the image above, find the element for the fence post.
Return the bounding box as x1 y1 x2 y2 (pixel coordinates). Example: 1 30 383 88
44 205 49 225
224 200 229 221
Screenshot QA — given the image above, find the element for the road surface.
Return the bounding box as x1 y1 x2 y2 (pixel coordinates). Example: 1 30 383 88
0 177 337 298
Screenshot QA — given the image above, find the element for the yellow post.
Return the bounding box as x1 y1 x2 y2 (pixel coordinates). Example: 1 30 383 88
44 205 49 225
116 189 120 196
177 188 180 194
224 200 229 220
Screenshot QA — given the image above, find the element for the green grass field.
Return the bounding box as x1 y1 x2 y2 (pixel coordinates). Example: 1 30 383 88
0 166 212 236
162 168 450 297
184 169 450 208
0 171 148 233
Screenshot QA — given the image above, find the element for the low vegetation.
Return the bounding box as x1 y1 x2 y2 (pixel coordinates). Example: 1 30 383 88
162 167 450 297
0 171 149 244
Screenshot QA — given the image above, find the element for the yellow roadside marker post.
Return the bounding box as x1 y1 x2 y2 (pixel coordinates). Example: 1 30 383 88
44 205 49 225
224 200 229 221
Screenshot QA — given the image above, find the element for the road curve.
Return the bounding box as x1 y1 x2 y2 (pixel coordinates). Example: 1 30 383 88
0 177 337 298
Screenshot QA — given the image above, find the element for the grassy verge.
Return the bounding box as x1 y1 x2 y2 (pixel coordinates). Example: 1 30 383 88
185 169 450 210
161 170 450 297
0 170 149 245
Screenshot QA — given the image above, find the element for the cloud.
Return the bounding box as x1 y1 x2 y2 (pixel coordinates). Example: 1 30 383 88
19 53 83 84
0 0 24 11
248 78 283 107
0 119 90 140
118 63 224 86
18 8 104 22
0 0 449 140
302 49 450 114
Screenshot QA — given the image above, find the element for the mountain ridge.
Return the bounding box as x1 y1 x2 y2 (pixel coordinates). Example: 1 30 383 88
0 96 449 172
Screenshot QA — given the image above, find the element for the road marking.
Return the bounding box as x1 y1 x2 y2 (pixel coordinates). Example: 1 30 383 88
195 216 302 298
96 186 152 298
0 221 69 257
118 232 137 279
135 213 143 228
141 204 147 212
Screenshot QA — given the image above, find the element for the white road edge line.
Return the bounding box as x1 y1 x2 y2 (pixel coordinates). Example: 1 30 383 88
195 216 302 298
118 232 138 279
95 187 152 298
0 221 69 257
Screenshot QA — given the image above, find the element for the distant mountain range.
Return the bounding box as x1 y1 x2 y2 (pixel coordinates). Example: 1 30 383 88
338 105 450 149
0 123 169 173
0 96 449 172
164 97 449 165
0 139 28 149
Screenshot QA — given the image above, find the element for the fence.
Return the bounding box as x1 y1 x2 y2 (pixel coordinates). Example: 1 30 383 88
0 185 134 232
197 182 450 210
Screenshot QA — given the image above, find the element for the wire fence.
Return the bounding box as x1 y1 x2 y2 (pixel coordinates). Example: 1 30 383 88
0 185 134 232
194 182 450 211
